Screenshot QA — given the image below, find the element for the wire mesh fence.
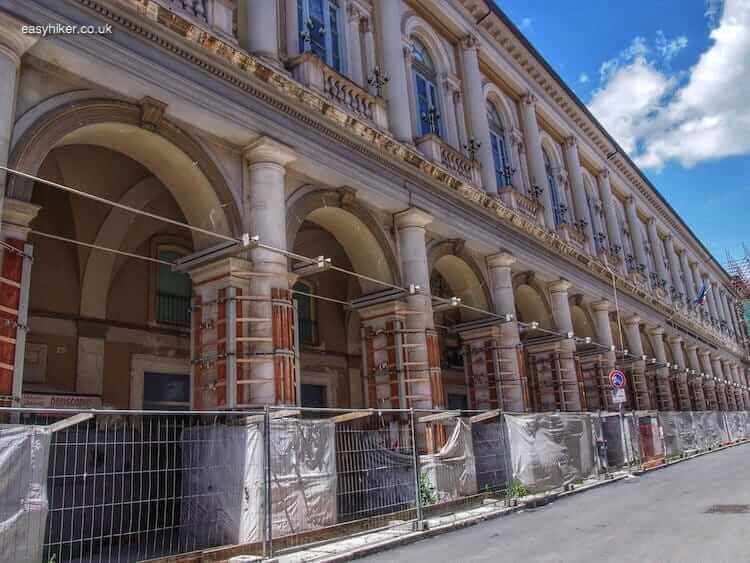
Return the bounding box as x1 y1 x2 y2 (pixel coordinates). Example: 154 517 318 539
0 405 747 562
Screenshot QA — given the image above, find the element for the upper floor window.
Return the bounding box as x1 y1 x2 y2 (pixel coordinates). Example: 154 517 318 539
156 249 192 327
412 39 442 137
542 148 564 226
488 103 511 187
293 280 318 346
298 0 343 72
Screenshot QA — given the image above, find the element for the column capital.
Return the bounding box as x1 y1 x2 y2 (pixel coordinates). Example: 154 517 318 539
0 13 38 64
394 207 433 229
548 278 572 293
521 92 537 107
243 136 297 166
624 314 641 326
685 343 698 352
625 195 635 206
647 325 665 337
592 299 612 312
597 168 610 180
1 198 41 241
698 348 711 358
667 334 683 345
564 135 578 149
460 33 480 51
487 251 516 269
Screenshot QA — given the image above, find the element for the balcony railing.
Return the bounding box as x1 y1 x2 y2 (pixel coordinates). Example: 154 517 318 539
289 52 388 129
151 0 237 40
498 187 542 222
415 133 481 185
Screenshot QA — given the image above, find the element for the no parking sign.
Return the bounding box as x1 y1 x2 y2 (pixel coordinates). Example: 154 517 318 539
609 369 627 403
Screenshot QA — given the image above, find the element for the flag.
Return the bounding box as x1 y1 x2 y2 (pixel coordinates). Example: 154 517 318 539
693 280 709 306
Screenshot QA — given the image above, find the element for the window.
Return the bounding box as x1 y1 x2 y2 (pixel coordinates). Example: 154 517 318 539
143 372 190 410
156 249 192 326
488 103 512 187
293 280 318 345
447 393 468 410
412 39 442 137
543 148 565 226
298 0 343 72
301 383 327 408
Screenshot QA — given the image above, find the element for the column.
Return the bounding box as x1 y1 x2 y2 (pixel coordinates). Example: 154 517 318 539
685 344 707 410
596 170 623 256
624 197 648 272
648 327 674 410
646 219 669 291
242 137 297 406
562 137 595 251
395 208 444 410
509 128 528 193
460 35 496 194
710 353 728 411
706 279 721 325
238 0 280 62
624 314 650 410
719 289 732 333
374 0 412 142
487 252 525 411
665 236 686 304
519 93 556 228
0 14 37 221
699 349 718 410
361 16 377 93
667 336 691 411
592 299 616 410
344 3 365 86
679 249 695 304
548 279 582 411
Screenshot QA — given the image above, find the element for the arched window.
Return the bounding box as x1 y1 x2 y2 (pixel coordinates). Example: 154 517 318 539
298 0 344 72
156 248 191 326
543 148 564 226
412 39 442 137
488 103 511 187
293 280 318 345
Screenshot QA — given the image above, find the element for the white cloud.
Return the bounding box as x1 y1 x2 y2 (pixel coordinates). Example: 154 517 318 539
655 30 688 61
588 0 750 170
520 17 533 30
579 72 590 83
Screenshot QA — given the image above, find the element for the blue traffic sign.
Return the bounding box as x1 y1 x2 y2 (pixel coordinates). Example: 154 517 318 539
609 369 626 389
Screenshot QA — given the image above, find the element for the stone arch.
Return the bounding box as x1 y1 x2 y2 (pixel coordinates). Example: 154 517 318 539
483 83 519 130
569 299 596 339
539 132 564 168
402 13 453 74
513 272 555 330
286 187 400 292
427 240 491 311
7 97 242 247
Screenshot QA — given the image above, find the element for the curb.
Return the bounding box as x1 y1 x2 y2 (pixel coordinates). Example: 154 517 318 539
313 440 749 562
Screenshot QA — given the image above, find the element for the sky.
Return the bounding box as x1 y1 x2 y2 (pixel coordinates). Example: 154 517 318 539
496 0 750 265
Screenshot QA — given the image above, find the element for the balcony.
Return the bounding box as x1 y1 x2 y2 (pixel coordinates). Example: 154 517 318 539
289 52 388 130
415 133 481 185
558 223 587 253
151 0 237 41
498 187 542 222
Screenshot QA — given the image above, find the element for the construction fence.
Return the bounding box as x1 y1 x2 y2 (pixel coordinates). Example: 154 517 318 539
0 406 747 563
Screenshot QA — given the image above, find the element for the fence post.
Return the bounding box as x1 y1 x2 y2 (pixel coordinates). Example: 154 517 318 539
408 408 424 530
263 405 273 558
500 412 514 505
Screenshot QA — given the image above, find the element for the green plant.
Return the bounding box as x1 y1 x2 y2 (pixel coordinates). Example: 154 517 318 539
507 478 529 499
48 555 57 563
419 472 437 506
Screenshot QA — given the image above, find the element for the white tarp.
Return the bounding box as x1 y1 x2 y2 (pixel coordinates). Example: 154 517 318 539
421 419 477 502
180 418 336 547
0 425 51 563
505 413 597 493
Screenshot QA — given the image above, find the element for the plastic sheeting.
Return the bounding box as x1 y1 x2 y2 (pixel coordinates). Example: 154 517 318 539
421 419 478 502
181 418 336 547
659 412 699 456
505 413 597 493
0 425 51 563
725 412 749 442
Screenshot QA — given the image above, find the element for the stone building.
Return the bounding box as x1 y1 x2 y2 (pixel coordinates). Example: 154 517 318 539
0 0 747 417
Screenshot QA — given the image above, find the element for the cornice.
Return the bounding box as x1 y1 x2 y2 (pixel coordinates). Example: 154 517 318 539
64 0 744 359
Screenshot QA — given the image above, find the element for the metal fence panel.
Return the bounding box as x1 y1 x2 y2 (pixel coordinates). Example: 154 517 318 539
471 418 510 493
420 419 478 503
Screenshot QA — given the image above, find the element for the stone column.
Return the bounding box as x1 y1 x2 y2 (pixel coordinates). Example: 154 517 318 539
0 14 37 221
646 219 669 291
679 250 696 303
648 327 674 410
624 197 648 272
699 349 718 410
487 252 525 411
710 354 728 411
548 279 582 411
562 136 595 251
374 0 412 142
664 236 686 304
592 299 616 410
519 93 556 228
239 0 280 62
243 137 297 405
667 335 691 411
688 261 702 302
345 3 365 86
361 17 377 93
461 35 496 194
395 208 444 410
596 171 622 254
685 344 706 410
624 314 650 410
719 289 732 332
706 278 721 325
509 128 528 193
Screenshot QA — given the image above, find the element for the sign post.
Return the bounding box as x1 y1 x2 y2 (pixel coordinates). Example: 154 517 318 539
609 369 631 470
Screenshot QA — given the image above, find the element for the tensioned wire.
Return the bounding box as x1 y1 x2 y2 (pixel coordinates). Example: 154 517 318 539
1 165 742 387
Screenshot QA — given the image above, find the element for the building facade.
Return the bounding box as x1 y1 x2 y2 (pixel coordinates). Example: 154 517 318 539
0 0 748 420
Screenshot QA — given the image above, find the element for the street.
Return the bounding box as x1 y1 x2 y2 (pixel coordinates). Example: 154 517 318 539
361 444 750 563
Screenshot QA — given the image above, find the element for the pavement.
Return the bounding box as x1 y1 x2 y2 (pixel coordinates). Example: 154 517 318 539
358 443 750 563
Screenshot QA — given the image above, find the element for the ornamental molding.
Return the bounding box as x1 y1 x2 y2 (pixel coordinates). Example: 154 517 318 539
68 0 739 358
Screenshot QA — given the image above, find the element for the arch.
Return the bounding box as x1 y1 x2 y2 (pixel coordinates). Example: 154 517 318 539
539 132 564 168
402 14 453 74
482 83 519 130
286 187 400 291
513 273 555 330
427 240 491 311
570 303 596 339
7 98 242 247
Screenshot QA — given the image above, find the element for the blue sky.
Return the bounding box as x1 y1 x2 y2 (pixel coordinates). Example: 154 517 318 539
497 0 749 264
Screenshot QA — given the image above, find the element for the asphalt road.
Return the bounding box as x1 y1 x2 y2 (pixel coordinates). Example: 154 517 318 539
360 444 750 563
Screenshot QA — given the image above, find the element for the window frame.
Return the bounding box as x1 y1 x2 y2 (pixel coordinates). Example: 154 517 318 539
293 279 319 346
298 0 346 74
487 103 512 187
543 148 565 226
149 238 193 330
411 38 443 138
